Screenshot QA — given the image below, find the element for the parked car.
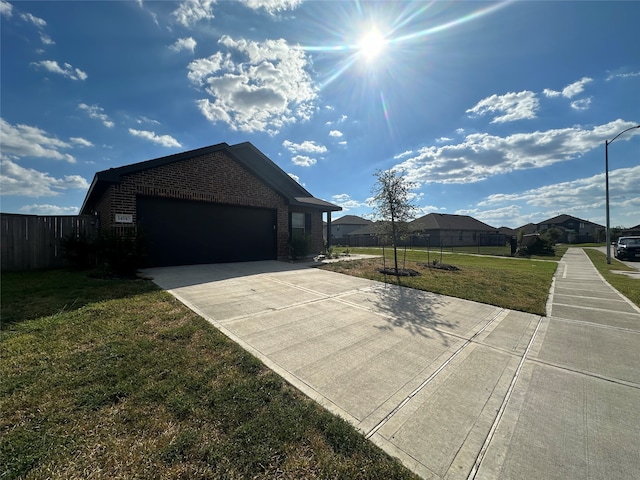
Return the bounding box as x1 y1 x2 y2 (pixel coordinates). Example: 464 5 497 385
615 236 640 260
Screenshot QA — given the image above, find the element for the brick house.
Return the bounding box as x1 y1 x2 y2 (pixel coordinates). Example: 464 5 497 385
330 215 373 242
80 142 341 266
532 214 604 243
409 213 504 247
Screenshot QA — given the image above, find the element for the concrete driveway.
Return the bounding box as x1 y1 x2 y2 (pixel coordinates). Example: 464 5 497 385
143 249 640 479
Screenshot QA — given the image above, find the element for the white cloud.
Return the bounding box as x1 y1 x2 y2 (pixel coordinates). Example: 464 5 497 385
291 155 316 167
288 173 300 183
606 71 640 81
172 0 215 27
483 166 640 210
395 119 640 185
543 77 593 98
170 37 197 53
31 60 87 81
0 118 76 163
20 12 46 27
239 0 302 13
78 103 114 128
19 204 80 215
70 137 94 147
40 33 55 45
393 150 413 160
1 0 13 17
466 90 539 123
188 35 318 134
331 193 367 211
128 128 181 148
136 115 160 125
1 159 89 197
561 77 593 98
570 98 592 111
282 140 327 154
436 137 452 143
455 205 523 227
476 165 640 227
329 130 343 138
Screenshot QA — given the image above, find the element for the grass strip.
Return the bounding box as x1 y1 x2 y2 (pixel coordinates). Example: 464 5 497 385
582 248 640 307
1 270 418 480
321 248 558 315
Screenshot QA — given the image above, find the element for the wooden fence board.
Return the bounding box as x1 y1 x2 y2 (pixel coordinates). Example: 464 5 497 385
1 214 97 272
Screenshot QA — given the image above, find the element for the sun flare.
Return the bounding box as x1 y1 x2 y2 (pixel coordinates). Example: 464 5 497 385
357 28 387 61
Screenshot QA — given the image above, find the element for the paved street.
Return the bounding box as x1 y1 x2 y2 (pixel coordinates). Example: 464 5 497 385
144 248 640 479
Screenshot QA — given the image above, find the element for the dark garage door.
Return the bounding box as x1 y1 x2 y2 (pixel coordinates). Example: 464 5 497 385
137 196 277 267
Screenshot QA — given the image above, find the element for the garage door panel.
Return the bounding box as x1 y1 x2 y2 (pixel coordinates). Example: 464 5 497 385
137 196 276 266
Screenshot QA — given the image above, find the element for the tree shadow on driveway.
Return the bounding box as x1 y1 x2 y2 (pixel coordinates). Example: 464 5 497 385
359 283 458 347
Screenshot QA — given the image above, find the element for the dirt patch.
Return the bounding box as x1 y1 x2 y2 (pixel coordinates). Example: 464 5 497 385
417 262 460 272
378 268 421 277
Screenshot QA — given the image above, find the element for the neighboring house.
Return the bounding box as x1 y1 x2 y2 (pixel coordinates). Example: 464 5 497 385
621 224 640 236
517 223 538 236
409 213 504 247
346 222 387 247
535 214 604 243
498 226 517 238
330 215 373 241
80 142 341 266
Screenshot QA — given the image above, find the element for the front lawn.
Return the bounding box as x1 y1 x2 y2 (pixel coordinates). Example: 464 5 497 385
582 248 640 307
321 248 558 315
1 270 418 480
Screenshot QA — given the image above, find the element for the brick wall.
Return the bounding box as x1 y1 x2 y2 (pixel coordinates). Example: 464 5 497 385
95 150 305 260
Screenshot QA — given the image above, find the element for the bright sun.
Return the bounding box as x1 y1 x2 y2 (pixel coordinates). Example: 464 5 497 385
357 28 387 61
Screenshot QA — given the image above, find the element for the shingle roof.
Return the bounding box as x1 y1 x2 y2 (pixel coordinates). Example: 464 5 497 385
80 142 341 213
347 222 386 236
331 215 373 226
409 213 498 232
538 214 602 227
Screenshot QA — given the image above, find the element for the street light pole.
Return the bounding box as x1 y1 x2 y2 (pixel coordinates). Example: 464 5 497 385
605 124 640 264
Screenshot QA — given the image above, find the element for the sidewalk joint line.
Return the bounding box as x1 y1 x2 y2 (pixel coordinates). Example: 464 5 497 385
467 315 544 480
364 308 507 440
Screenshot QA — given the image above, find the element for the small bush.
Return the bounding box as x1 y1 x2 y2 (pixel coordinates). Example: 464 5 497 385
60 233 96 269
61 230 147 276
290 234 312 260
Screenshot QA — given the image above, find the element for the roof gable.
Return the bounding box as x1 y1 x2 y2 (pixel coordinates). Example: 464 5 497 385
80 142 341 213
410 213 497 231
538 214 603 228
332 215 373 226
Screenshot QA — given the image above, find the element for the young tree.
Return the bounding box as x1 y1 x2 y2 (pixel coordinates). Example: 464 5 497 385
371 169 418 276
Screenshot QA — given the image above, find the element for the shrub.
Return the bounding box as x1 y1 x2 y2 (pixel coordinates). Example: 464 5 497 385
289 234 312 260
60 233 96 269
61 230 147 276
94 230 147 276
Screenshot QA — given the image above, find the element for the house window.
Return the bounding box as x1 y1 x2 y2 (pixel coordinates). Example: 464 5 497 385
291 212 305 237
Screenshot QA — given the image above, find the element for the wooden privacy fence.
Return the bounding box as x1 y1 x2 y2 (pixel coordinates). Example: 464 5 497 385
1 214 98 272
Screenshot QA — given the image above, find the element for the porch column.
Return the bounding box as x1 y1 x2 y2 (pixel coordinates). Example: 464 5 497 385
326 211 332 249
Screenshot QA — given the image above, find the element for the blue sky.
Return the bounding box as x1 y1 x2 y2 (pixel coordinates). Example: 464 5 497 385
2 0 639 229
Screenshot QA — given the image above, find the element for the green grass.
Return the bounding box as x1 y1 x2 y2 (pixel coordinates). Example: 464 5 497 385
346 244 569 262
582 248 640 307
322 247 558 315
1 270 418 480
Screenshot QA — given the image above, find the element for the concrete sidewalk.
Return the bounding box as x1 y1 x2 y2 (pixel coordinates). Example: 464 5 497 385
143 248 640 479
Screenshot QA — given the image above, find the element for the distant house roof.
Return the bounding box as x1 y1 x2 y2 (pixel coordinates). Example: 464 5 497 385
347 222 385 236
537 214 603 229
331 215 373 226
410 213 498 232
80 142 341 214
517 223 538 234
499 226 517 236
